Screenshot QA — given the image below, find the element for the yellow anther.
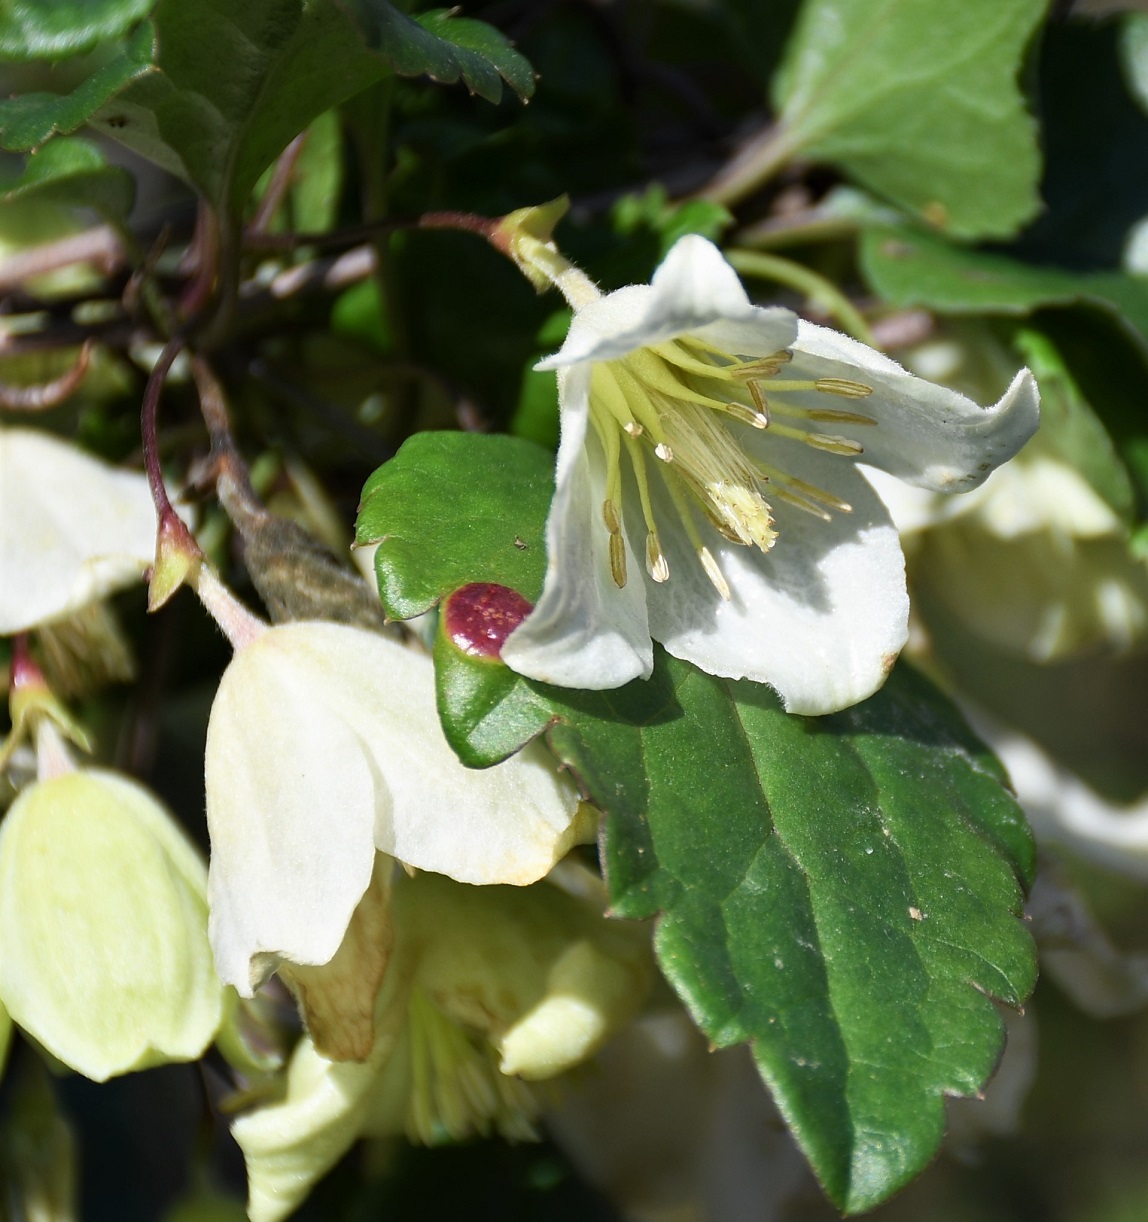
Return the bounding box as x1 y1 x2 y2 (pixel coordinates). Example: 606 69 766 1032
608 531 627 588
602 498 621 534
645 533 670 582
803 407 877 426
814 377 873 398
724 402 770 429
806 433 864 455
699 547 731 600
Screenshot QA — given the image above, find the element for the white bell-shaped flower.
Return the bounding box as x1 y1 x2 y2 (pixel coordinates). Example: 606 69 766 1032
205 621 583 997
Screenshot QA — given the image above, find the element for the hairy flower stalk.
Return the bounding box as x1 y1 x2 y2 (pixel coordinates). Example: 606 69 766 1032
495 207 1040 714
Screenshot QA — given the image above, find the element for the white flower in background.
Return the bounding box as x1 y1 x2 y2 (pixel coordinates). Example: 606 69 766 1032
231 871 652 1222
0 428 156 634
0 765 224 1081
205 621 584 1010
500 235 1039 715
866 439 1148 661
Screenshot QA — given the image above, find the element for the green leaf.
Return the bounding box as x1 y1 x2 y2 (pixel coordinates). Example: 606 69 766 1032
435 637 1035 1212
0 23 154 151
859 226 1148 513
361 430 1037 1212
337 1 534 103
0 136 133 221
88 0 390 216
859 225 1148 356
0 0 154 59
355 432 554 620
1012 329 1136 524
772 0 1046 239
86 0 533 216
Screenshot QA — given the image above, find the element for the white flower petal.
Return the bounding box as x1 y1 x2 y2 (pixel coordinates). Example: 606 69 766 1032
502 365 654 689
790 321 1040 493
0 428 156 633
272 624 580 883
538 237 796 370
647 452 908 714
206 636 381 993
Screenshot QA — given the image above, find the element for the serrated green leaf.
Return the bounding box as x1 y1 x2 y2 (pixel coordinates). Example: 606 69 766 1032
86 0 532 216
434 638 1036 1213
0 0 154 59
0 22 154 150
0 136 133 221
772 0 1046 239
355 432 554 620
362 429 1037 1212
332 0 534 102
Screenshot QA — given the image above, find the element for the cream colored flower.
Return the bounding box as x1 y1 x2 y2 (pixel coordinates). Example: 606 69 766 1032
0 428 156 634
501 235 1039 714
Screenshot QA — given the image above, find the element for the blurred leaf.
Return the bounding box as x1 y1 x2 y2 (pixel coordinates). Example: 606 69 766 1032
860 226 1148 354
251 108 344 232
0 136 133 221
611 183 732 256
1121 11 1148 115
0 22 154 150
355 432 554 619
1012 329 1136 524
860 226 1148 513
0 0 154 59
773 0 1046 239
1012 17 1148 269
337 1 534 103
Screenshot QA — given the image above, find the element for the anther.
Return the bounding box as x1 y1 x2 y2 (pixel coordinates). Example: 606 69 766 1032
602 498 621 534
699 547 731 600
813 378 872 398
608 531 627 588
746 380 771 425
654 442 674 463
623 421 644 438
804 407 877 425
646 533 670 582
806 433 864 455
725 402 769 429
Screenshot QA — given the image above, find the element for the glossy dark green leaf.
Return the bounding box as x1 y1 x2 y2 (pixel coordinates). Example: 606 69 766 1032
434 635 1035 1214
336 1 533 103
361 430 1037 1212
355 432 554 620
0 0 154 59
772 0 1045 239
0 136 133 221
0 22 154 150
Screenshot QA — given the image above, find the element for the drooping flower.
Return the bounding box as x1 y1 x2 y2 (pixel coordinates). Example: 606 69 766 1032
231 870 652 1222
0 737 223 1080
0 428 156 634
205 620 585 1017
499 235 1039 715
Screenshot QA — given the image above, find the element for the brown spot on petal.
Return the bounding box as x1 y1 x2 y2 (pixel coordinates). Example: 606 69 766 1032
882 652 899 676
444 583 534 660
